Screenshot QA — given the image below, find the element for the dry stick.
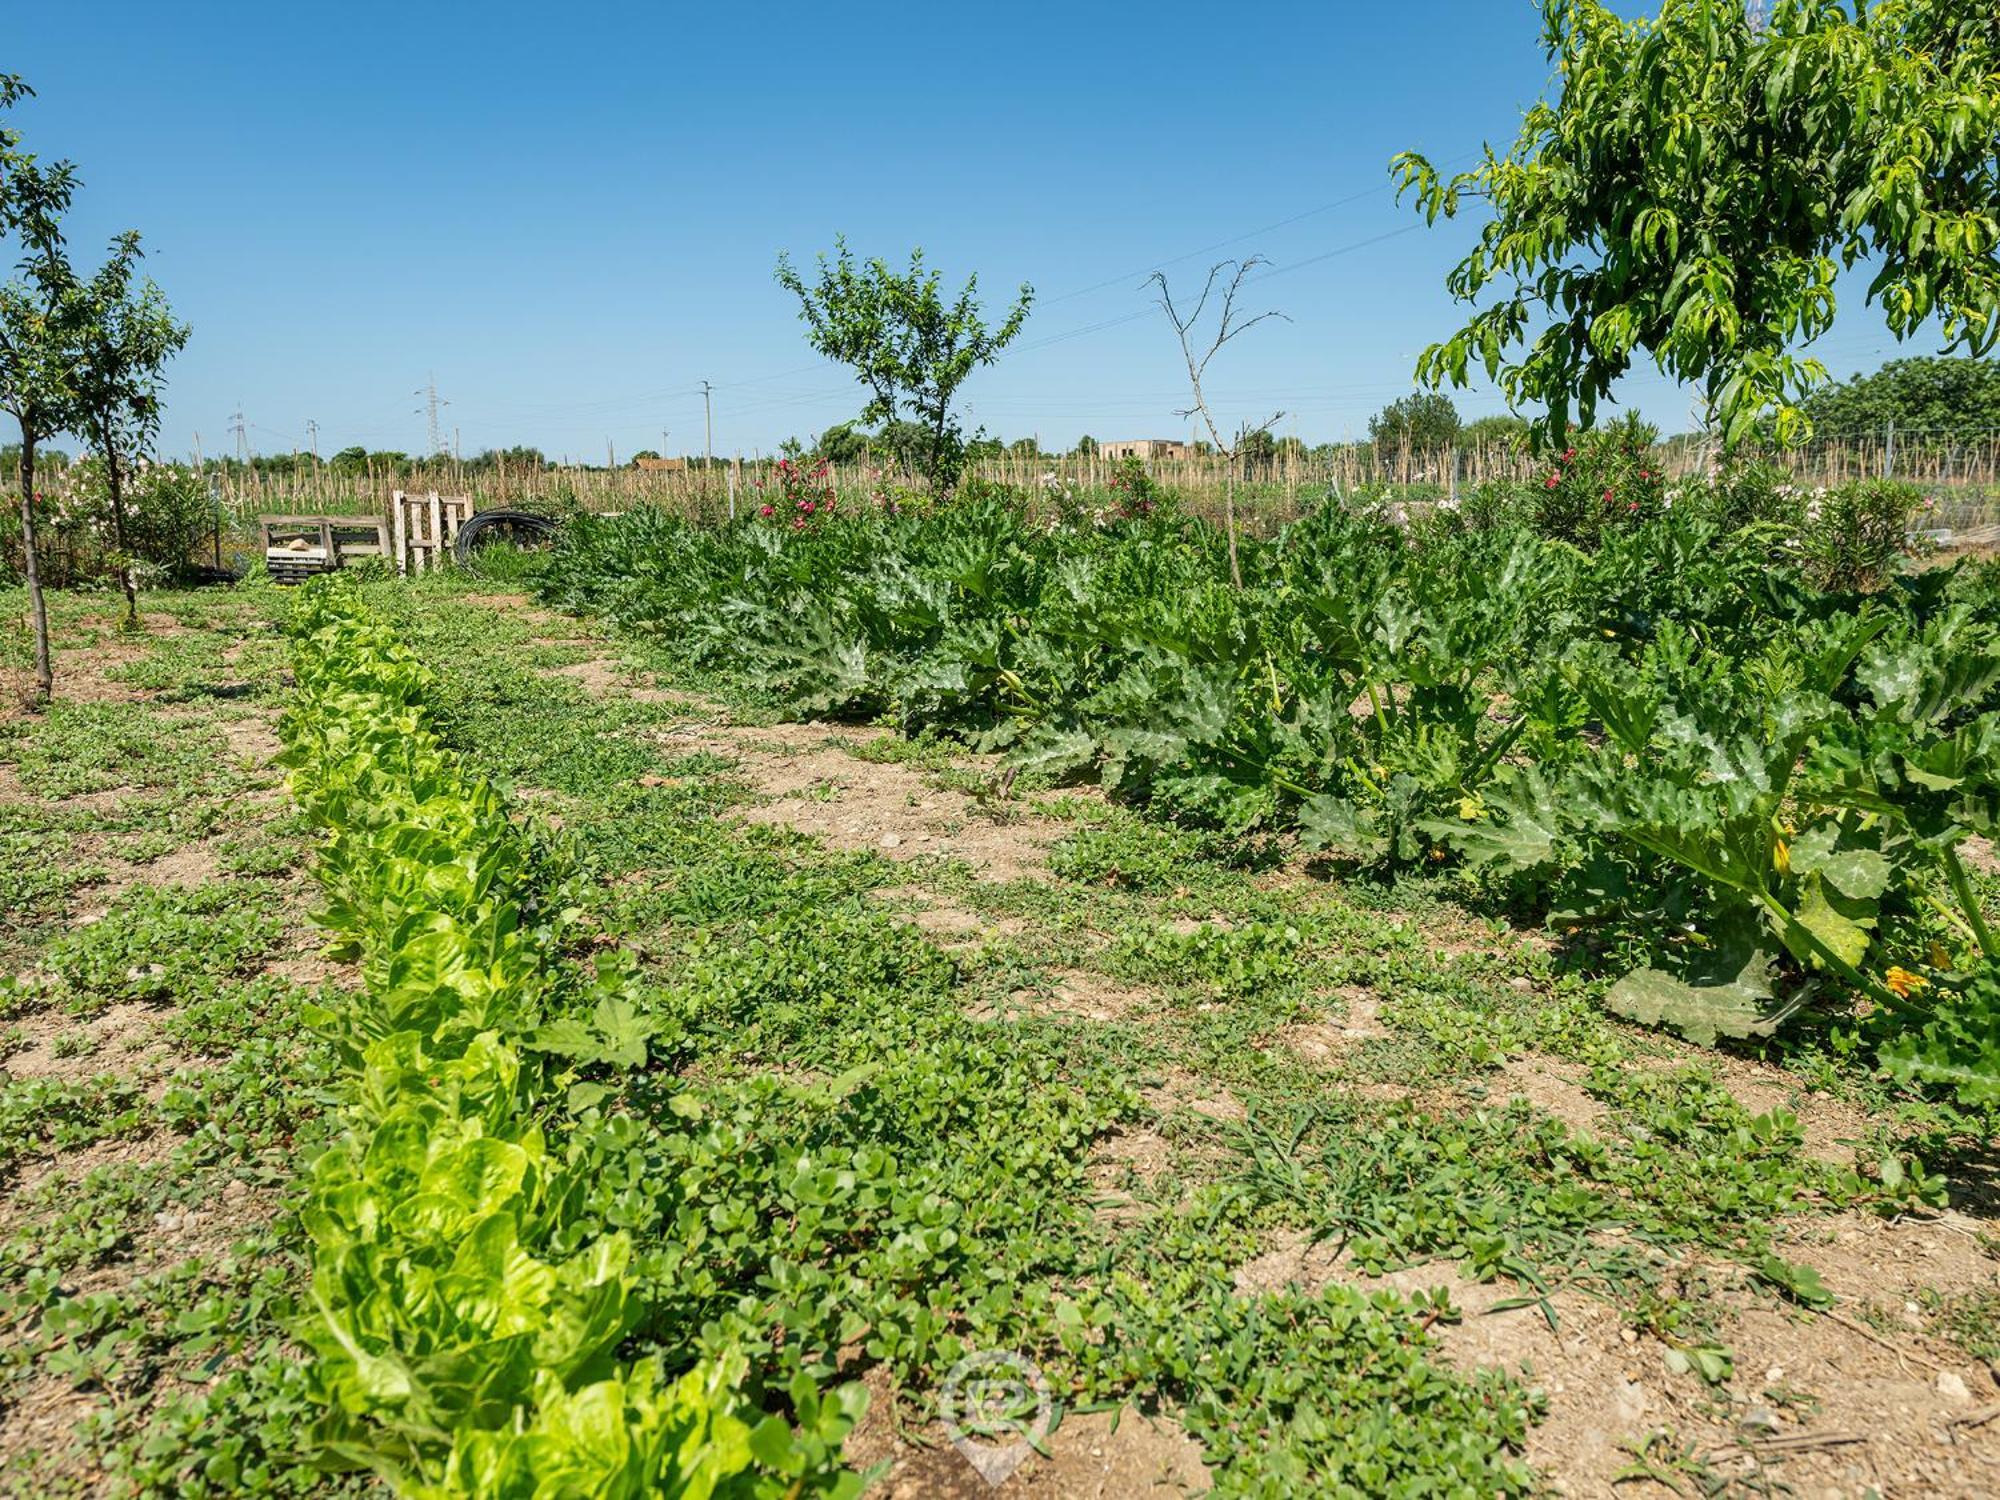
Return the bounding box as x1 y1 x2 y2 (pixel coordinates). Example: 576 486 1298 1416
1705 1430 1866 1461
1145 258 1289 590
96 415 138 629
1946 1403 2000 1432
1819 1307 1944 1375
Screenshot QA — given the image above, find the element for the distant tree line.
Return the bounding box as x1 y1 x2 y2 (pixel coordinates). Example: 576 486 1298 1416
1798 356 2000 435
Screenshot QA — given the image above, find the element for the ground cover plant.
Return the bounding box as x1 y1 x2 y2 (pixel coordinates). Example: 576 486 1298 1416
5 567 1997 1497
0 587 354 1498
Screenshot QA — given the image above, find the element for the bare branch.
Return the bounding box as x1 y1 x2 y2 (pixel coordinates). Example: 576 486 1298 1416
1215 309 1292 352
1237 411 1285 446
1147 259 1288 590
1149 259 1288 461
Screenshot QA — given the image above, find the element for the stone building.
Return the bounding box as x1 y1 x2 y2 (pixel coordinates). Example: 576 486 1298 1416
1098 438 1189 461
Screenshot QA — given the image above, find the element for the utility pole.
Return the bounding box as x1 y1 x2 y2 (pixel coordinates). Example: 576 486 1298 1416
702 380 714 471
453 426 461 464
414 374 448 456
305 418 319 463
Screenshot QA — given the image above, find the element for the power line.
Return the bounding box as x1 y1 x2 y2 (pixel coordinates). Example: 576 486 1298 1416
1038 158 1471 308
1015 223 1426 356
441 167 1462 429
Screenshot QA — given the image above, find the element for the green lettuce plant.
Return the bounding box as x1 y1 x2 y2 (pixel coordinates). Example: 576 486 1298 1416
280 581 864 1497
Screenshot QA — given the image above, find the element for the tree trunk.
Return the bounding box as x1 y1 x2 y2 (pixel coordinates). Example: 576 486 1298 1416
930 408 952 495
99 419 138 629
1224 460 1243 589
17 433 54 707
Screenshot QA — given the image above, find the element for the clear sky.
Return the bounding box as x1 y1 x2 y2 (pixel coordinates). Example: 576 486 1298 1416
4 0 1911 463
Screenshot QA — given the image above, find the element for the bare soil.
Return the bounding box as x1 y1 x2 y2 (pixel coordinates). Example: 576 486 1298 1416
0 601 347 1485
845 1365 1208 1498
527 630 1067 882
1231 1226 2000 1497
712 731 1055 882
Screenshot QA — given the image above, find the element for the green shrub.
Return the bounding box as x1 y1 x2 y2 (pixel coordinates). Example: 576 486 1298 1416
1677 459 1802 534
1791 477 1927 593
1527 417 1666 547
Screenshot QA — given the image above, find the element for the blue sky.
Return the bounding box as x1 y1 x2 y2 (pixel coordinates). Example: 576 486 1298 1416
5 0 1910 462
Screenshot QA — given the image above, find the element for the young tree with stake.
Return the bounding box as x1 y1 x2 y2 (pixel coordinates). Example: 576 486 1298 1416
776 238 1032 493
0 74 80 707
70 230 191 630
1147 258 1289 588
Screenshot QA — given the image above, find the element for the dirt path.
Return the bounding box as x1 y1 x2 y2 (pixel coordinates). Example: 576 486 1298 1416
516 620 1076 888
0 595 350 1491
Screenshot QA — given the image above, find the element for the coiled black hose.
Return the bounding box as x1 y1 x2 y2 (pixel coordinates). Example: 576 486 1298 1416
451 509 559 566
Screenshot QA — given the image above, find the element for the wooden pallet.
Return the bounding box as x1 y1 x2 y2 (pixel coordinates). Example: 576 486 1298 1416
392 490 473 573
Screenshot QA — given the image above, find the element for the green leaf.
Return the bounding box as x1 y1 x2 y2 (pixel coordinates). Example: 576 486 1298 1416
1009 726 1098 781
420 1138 532 1219
1297 795 1381 861
1604 937 1782 1048
1756 1253 1835 1310
1786 823 1891 901
1418 767 1564 873
747 1414 797 1470
1790 879 1876 971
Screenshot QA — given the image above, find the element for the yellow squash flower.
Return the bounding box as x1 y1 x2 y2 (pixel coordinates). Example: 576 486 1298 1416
1884 966 1929 999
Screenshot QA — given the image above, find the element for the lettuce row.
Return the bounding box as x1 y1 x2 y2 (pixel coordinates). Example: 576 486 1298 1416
279 580 862 1498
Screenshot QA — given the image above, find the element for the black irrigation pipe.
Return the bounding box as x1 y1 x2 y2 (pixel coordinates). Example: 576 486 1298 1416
451 508 559 566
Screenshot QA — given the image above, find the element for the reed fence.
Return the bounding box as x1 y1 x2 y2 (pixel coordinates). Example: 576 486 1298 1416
184 425 2000 522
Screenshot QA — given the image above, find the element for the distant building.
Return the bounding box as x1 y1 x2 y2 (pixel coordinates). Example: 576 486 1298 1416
636 456 686 472
1100 438 1189 461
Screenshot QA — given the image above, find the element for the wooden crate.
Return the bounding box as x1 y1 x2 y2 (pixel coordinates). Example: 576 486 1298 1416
261 515 391 585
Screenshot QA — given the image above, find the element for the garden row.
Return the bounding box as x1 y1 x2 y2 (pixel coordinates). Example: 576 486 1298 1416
279 582 861 1497
538 441 2000 1107
280 581 1591 1496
